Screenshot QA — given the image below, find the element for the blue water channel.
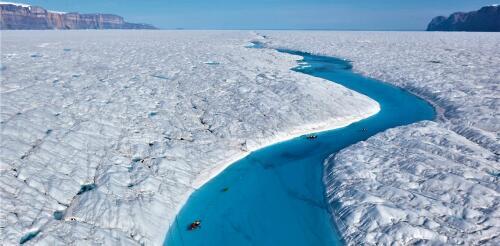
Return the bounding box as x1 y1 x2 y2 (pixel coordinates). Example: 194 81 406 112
164 43 436 246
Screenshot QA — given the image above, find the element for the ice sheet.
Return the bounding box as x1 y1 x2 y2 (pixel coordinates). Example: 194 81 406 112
0 30 379 245
264 31 499 245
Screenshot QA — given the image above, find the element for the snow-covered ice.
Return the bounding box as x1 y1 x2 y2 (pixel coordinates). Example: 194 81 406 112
0 30 379 245
0 2 31 8
327 121 498 245
264 31 500 245
0 1 67 14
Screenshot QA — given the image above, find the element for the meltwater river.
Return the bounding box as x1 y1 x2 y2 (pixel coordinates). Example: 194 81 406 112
164 44 436 245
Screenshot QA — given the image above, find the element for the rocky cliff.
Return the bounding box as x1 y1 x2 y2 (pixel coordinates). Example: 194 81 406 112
0 2 156 30
427 5 500 31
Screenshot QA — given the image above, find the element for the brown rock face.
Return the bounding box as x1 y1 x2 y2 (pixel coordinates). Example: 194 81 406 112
0 3 156 30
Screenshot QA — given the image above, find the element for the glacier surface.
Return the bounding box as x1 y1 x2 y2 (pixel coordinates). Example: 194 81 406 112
263 31 499 245
0 30 379 245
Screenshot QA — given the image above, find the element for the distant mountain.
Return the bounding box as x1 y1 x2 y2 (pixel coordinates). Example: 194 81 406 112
427 5 500 31
0 2 156 30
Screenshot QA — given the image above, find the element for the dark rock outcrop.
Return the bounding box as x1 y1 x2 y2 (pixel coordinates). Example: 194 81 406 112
0 3 156 30
427 5 500 32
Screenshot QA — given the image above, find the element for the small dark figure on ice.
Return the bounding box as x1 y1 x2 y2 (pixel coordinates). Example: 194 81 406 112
188 220 201 231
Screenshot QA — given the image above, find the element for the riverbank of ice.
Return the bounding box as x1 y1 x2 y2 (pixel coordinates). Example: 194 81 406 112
0 30 379 245
264 31 499 245
327 121 498 245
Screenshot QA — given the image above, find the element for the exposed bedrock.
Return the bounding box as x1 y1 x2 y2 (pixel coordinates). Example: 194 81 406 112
427 5 500 32
0 3 156 30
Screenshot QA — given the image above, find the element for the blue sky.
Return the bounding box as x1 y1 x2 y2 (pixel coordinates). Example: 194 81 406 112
17 0 499 30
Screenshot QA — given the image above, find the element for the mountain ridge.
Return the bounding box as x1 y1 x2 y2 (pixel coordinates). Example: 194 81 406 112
427 5 500 31
0 2 156 30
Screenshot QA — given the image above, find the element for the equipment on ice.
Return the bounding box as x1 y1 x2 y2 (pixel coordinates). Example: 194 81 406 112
188 220 201 231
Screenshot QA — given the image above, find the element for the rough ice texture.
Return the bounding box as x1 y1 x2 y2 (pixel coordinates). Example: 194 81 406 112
0 30 379 245
264 31 500 245
327 121 499 245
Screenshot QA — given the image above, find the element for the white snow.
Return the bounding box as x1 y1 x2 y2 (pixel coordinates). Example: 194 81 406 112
326 121 499 245
263 31 500 245
0 30 379 245
0 1 30 8
47 10 67 14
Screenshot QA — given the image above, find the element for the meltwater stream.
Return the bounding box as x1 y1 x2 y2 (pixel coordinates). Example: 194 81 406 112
164 44 436 246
